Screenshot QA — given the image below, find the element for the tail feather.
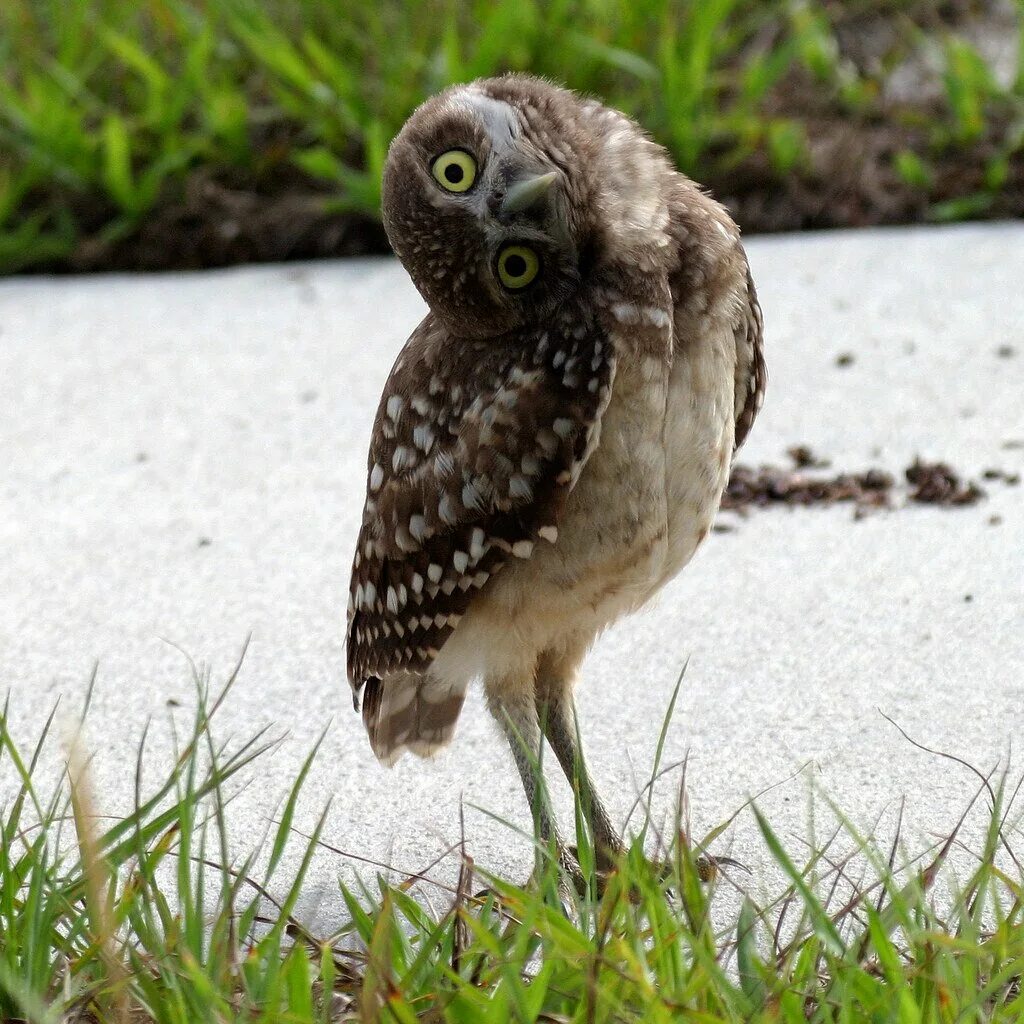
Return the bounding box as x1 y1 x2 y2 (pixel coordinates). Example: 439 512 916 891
361 672 467 766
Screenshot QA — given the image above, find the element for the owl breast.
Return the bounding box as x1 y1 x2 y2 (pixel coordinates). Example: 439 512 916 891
549 315 736 620
431 316 734 686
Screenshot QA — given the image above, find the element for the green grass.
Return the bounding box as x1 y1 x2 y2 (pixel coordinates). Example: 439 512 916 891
2 650 1023 1021
1 0 1023 272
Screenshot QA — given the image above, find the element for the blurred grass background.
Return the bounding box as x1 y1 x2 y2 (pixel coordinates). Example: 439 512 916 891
0 0 1022 273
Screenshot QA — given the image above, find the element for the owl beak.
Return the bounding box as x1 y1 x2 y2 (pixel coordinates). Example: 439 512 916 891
500 170 559 217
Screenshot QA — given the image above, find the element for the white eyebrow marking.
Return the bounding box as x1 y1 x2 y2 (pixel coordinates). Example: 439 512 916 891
458 89 519 146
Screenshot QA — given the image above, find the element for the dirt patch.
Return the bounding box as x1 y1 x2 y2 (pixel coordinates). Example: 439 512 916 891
49 169 390 273
905 459 986 505
719 448 999 526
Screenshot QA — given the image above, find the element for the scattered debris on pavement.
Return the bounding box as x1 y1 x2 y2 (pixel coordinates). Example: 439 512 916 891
719 446 1014 525
905 459 985 506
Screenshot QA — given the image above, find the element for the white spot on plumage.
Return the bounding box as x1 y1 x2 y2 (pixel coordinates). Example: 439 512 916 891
538 525 558 543
509 475 532 500
452 550 469 574
644 306 670 328
462 482 482 511
427 563 443 583
512 539 534 558
386 395 404 421
552 418 573 439
536 429 558 456
413 423 435 452
409 514 427 542
392 445 415 472
438 493 458 524
369 463 384 490
612 302 638 324
386 586 400 614
469 527 486 560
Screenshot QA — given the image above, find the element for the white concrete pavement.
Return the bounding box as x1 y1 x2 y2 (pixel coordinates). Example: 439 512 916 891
1 223 1022 925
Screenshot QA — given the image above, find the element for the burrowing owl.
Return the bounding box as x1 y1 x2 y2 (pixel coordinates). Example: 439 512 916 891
346 75 765 877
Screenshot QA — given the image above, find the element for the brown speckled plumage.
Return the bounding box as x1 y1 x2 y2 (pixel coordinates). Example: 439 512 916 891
347 304 615 684
345 75 764 873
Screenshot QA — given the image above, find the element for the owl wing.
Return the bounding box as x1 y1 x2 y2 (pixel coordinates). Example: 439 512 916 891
733 261 766 451
346 306 616 700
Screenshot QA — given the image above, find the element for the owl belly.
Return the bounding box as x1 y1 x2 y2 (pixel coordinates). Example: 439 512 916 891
435 328 733 684
541 351 673 620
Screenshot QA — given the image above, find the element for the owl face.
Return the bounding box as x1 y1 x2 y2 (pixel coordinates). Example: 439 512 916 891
382 82 589 339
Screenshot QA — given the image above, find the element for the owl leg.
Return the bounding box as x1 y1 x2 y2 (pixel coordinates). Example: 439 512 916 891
534 646 625 869
484 674 582 890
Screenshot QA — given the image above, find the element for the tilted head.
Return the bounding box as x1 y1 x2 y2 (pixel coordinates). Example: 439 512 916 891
381 76 603 339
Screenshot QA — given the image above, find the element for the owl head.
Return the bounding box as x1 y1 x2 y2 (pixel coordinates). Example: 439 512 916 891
381 76 597 339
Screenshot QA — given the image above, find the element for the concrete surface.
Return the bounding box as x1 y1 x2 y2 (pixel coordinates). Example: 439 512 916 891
1 223 1023 927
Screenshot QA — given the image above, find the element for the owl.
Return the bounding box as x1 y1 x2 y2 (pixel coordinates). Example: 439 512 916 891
346 74 765 881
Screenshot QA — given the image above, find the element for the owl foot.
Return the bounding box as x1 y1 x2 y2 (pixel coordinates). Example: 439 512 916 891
655 851 748 889
472 849 584 913
569 843 747 893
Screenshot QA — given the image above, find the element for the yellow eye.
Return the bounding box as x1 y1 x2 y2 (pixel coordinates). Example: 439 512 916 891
497 245 540 290
431 149 477 193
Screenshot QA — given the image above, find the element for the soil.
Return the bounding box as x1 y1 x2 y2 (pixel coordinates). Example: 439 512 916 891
48 168 390 274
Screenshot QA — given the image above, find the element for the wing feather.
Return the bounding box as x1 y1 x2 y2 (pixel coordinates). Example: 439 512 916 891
346 302 616 700
733 262 766 451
